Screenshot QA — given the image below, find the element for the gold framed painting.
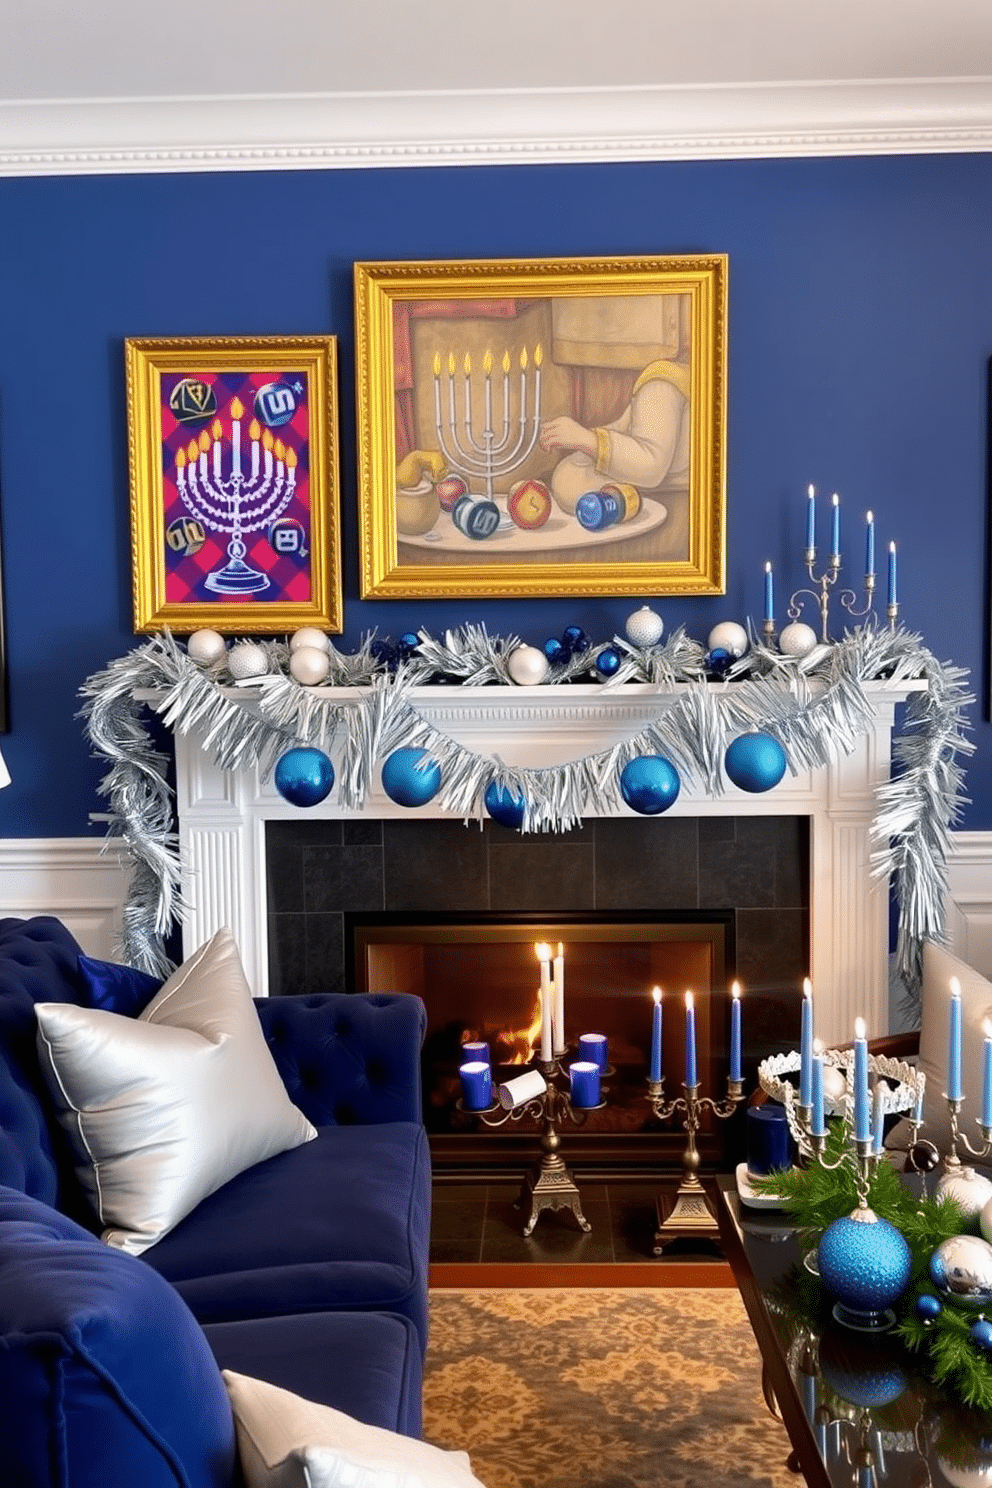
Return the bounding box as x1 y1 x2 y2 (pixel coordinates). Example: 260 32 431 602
354 254 727 601
126 335 342 633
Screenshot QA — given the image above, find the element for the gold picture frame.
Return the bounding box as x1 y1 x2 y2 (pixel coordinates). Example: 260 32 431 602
126 335 342 634
355 254 727 600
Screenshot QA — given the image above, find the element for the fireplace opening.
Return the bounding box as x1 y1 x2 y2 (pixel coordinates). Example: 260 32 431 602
347 910 734 1177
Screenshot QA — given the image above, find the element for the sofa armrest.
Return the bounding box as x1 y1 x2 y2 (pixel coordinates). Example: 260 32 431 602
255 993 426 1128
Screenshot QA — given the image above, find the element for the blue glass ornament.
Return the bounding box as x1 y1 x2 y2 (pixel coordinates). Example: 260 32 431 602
562 625 590 654
619 756 681 816
543 637 565 666
817 1209 912 1330
915 1292 943 1323
273 747 335 808
484 781 527 830
397 632 420 658
594 646 621 679
972 1318 992 1351
724 732 788 793
705 647 734 679
380 747 442 808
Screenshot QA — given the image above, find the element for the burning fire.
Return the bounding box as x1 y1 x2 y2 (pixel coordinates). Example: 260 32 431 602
462 988 544 1066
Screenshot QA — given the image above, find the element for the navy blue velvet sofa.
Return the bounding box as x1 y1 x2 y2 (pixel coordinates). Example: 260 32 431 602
0 916 433 1484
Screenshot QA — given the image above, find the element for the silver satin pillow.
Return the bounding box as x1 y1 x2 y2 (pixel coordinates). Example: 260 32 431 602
35 927 316 1254
222 1370 485 1488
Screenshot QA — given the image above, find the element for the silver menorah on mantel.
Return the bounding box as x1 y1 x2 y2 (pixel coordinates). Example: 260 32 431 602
175 396 297 594
432 346 543 500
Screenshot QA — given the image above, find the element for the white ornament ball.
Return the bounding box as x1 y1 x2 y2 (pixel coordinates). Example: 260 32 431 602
707 621 749 659
821 1064 848 1115
624 606 664 648
290 626 329 653
289 645 331 686
186 629 227 666
937 1165 992 1228
227 642 270 680
778 622 819 659
507 644 550 687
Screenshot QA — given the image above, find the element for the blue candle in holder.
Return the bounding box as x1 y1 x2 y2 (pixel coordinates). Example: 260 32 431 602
462 1041 490 1069
570 1061 601 1108
459 1061 492 1111
746 1104 791 1176
578 1033 608 1071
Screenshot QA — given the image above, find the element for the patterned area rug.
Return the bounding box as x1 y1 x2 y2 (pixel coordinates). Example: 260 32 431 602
423 1288 795 1488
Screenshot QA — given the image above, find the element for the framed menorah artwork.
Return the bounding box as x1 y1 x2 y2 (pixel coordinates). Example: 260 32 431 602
125 336 342 633
354 254 727 600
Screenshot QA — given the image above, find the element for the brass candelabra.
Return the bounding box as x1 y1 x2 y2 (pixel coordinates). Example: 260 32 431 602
648 1073 745 1253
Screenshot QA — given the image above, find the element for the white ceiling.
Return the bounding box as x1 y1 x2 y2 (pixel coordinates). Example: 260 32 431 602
2 0 992 174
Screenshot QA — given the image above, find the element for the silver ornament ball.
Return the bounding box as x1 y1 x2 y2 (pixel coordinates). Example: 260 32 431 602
186 629 227 666
624 606 664 648
929 1232 992 1308
778 622 819 658
227 642 270 680
707 621 749 659
290 626 329 653
289 645 331 686
507 644 550 687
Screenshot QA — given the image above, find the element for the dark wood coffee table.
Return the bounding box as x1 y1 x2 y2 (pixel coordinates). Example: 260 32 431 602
716 1174 992 1488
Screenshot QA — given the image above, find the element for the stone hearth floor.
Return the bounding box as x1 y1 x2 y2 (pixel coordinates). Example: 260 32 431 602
428 1178 736 1288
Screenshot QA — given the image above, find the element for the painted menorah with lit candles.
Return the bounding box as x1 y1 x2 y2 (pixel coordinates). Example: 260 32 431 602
648 983 748 1253
175 396 297 594
432 346 543 503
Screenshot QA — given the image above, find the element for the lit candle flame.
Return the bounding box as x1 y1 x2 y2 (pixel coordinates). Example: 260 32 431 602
483 349 493 375
230 396 245 420
187 438 199 462
652 986 662 1005
463 353 471 375
176 448 186 470
249 419 261 441
803 977 812 998
731 981 741 1001
855 1016 866 1039
534 344 543 367
274 438 286 462
434 352 441 375
685 990 694 1012
211 417 223 441
262 429 274 451
535 942 551 962
448 352 455 375
285 447 298 469
502 350 511 373
198 430 211 453
951 976 962 997
520 347 528 370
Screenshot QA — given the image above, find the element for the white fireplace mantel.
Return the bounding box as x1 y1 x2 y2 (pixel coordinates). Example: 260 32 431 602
170 680 924 1045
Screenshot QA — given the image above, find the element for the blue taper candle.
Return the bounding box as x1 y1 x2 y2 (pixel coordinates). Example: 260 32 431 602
810 1040 826 1137
649 987 663 1082
729 982 742 1082
806 484 816 550
983 1020 992 1128
684 991 697 1087
888 541 898 606
853 1017 870 1142
947 977 963 1101
764 562 774 623
830 492 840 559
865 510 875 578
799 980 813 1107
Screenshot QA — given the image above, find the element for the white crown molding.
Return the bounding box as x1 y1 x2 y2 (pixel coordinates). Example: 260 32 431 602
1 77 991 176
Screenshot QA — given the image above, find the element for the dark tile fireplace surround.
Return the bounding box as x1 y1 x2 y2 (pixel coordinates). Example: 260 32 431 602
266 814 809 1176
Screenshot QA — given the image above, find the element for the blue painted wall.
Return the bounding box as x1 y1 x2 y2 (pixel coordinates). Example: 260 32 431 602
0 152 989 836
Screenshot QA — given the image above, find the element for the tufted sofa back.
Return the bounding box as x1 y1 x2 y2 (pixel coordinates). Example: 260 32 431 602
0 917 95 1220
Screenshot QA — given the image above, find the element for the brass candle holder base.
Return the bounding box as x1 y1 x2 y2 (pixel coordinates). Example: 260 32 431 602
516 1144 590 1238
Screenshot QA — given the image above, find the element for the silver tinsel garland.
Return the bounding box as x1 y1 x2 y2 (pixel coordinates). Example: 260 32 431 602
79 623 973 1000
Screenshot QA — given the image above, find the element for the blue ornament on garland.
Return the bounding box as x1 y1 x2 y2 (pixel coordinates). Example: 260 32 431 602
705 647 734 679
915 1292 943 1323
397 633 420 659
972 1318 992 1351
619 756 681 816
562 625 590 655
381 747 442 808
484 781 527 830
274 747 335 808
370 638 399 671
817 1208 912 1329
594 646 622 679
543 638 565 666
725 732 788 793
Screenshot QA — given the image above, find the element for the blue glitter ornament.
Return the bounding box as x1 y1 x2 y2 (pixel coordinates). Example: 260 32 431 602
543 638 565 666
484 781 527 830
705 647 734 679
818 1331 908 1408
817 1209 912 1329
397 633 420 658
619 756 681 816
594 646 622 679
971 1318 992 1350
273 747 335 808
916 1292 943 1323
380 747 442 808
724 732 788 793
562 625 590 655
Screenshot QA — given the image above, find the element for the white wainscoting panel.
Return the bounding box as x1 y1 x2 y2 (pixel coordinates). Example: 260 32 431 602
0 838 130 958
945 831 992 980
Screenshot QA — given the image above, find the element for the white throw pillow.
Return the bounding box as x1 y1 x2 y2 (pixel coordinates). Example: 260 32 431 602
35 927 316 1254
912 940 992 1154
223 1371 486 1488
